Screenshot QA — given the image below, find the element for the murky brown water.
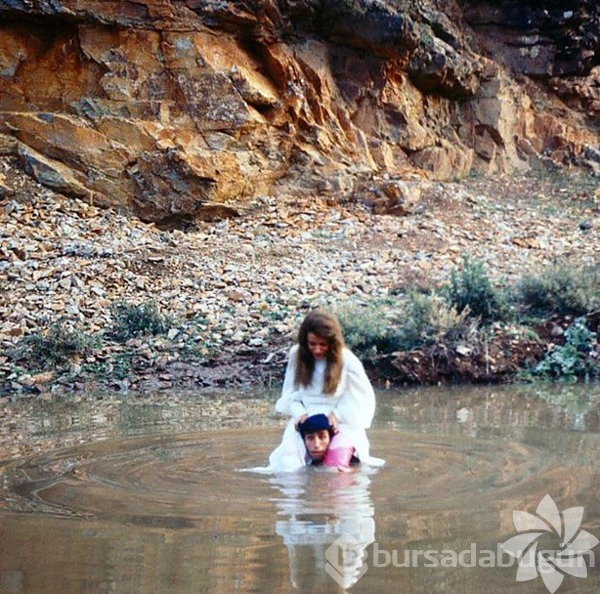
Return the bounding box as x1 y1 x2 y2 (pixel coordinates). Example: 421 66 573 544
1 384 600 593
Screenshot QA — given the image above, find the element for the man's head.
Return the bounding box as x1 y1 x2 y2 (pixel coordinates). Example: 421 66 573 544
298 414 333 463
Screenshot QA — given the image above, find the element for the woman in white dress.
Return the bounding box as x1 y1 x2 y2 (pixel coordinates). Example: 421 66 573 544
267 309 384 472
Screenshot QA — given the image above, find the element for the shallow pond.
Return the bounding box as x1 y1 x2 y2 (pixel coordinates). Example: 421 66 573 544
1 383 600 593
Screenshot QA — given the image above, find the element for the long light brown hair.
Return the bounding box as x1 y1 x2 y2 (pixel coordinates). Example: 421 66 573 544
294 309 345 394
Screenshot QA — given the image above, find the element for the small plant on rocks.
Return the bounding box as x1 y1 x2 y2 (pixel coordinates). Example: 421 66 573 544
516 261 600 317
335 300 399 362
391 290 472 351
442 256 509 323
335 291 473 359
108 300 172 343
17 318 98 369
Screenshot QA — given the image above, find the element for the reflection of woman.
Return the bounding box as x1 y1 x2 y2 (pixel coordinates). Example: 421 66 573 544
267 309 384 472
271 469 375 590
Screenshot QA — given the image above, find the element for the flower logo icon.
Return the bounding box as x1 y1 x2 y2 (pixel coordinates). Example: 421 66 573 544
501 494 599 593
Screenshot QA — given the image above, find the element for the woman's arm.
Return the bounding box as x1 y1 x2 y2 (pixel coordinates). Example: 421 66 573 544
331 349 376 429
274 346 307 420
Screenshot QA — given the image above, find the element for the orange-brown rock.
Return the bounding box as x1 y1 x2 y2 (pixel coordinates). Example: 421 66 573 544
0 0 598 224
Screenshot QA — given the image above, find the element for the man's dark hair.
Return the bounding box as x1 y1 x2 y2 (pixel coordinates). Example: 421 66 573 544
297 413 333 438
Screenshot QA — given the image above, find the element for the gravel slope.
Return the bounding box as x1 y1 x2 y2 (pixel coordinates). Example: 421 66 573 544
1 156 598 394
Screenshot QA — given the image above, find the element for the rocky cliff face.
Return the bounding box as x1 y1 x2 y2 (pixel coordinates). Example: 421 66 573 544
0 0 598 224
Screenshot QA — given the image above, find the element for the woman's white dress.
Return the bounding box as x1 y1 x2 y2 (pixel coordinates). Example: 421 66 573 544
267 345 384 472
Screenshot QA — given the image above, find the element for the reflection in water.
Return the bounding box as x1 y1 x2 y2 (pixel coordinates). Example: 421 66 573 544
270 468 376 590
0 390 276 461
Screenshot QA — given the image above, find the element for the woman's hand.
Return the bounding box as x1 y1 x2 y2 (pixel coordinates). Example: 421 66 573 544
327 412 339 434
294 414 308 429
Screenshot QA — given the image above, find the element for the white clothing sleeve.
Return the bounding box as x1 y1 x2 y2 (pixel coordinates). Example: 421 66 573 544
274 346 307 419
332 350 375 429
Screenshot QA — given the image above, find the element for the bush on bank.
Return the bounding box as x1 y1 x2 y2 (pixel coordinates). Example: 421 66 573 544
337 257 599 383
516 260 599 317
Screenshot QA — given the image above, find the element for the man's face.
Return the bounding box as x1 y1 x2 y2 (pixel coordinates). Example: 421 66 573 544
303 429 331 463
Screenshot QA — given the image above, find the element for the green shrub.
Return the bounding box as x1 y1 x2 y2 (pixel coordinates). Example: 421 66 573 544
335 301 398 361
534 317 598 381
108 300 172 342
517 261 600 316
392 290 472 350
442 256 508 323
18 319 98 369
335 292 472 358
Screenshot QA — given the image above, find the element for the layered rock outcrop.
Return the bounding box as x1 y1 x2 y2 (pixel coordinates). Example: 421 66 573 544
0 0 598 224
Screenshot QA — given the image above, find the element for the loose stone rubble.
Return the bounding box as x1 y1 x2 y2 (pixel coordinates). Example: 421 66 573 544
0 156 598 395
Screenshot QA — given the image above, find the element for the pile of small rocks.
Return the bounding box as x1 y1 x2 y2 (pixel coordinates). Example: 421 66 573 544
1 156 598 395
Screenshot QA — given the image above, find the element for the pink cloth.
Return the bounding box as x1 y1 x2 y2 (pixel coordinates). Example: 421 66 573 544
323 432 355 467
